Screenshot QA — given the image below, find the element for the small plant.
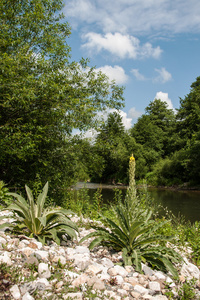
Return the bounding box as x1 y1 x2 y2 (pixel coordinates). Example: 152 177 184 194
0 182 78 245
109 277 118 286
178 279 197 300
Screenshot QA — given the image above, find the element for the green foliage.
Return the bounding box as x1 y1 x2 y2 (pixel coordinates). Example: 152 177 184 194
0 181 12 208
0 182 78 245
178 279 197 300
0 0 124 201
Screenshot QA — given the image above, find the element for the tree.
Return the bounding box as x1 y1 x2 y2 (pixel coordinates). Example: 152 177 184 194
176 76 200 140
92 112 146 183
131 99 176 172
0 0 124 200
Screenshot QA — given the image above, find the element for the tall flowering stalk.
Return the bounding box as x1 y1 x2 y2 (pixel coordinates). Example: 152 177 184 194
128 154 136 199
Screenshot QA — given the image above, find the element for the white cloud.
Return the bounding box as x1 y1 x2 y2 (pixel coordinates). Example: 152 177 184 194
64 0 200 35
131 69 146 81
154 67 172 83
82 32 162 59
128 107 142 119
154 91 174 110
96 65 128 84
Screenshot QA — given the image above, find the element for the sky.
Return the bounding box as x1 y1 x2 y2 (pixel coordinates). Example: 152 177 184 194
63 0 200 131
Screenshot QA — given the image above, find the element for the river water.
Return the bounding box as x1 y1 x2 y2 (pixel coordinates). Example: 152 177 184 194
75 182 200 223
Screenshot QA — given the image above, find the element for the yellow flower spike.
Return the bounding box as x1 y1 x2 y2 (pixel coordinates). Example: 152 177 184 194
130 154 135 161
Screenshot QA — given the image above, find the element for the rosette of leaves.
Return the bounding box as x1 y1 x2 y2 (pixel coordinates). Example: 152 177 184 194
80 195 181 278
0 182 78 245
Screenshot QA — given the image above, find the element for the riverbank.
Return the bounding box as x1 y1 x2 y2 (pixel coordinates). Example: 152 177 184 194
0 211 200 300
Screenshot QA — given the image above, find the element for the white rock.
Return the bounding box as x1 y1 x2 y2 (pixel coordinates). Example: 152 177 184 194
115 275 124 285
36 278 50 287
64 292 82 299
134 284 149 295
10 284 21 299
0 236 6 245
181 262 200 280
117 288 128 297
38 262 51 279
52 255 66 265
34 250 49 260
85 263 103 275
100 257 114 268
72 274 90 287
122 282 134 290
75 246 90 254
0 251 12 265
104 290 117 298
73 253 91 270
22 292 35 300
151 296 168 300
154 271 166 281
149 281 161 292
113 265 128 277
33 241 43 249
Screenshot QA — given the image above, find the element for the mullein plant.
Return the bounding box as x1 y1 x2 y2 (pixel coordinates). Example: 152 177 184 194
80 155 181 278
0 182 78 245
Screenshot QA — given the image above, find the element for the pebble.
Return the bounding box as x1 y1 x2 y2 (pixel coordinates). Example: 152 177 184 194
0 213 199 300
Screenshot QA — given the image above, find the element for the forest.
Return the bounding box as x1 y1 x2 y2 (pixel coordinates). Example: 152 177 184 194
1 0 200 204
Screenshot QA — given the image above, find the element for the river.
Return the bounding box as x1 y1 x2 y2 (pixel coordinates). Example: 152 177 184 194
75 182 200 223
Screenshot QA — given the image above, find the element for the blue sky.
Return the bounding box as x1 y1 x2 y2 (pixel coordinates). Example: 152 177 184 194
63 0 200 130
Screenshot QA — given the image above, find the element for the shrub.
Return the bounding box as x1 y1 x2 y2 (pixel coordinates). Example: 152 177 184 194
0 182 78 244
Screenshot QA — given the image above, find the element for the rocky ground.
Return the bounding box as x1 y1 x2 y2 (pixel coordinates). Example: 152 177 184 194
0 211 200 300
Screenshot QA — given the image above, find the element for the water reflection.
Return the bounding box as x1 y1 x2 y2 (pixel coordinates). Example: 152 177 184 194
74 183 200 223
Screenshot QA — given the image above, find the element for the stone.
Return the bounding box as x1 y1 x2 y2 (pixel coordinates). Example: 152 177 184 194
73 253 91 270
0 236 6 245
151 296 168 300
117 288 128 297
34 250 49 261
27 242 38 249
154 271 166 281
130 291 141 299
125 265 134 273
85 263 103 275
127 277 138 286
148 281 161 292
38 262 51 279
134 284 149 295
20 247 35 257
20 282 36 295
143 265 154 276
87 276 105 290
25 256 39 266
0 251 12 265
109 265 128 277
104 290 117 298
64 292 82 299
75 246 90 254
115 275 124 285
52 255 66 265
122 282 133 290
35 278 51 291
72 274 90 287
100 257 114 268
181 261 200 280
22 292 35 300
10 284 21 299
